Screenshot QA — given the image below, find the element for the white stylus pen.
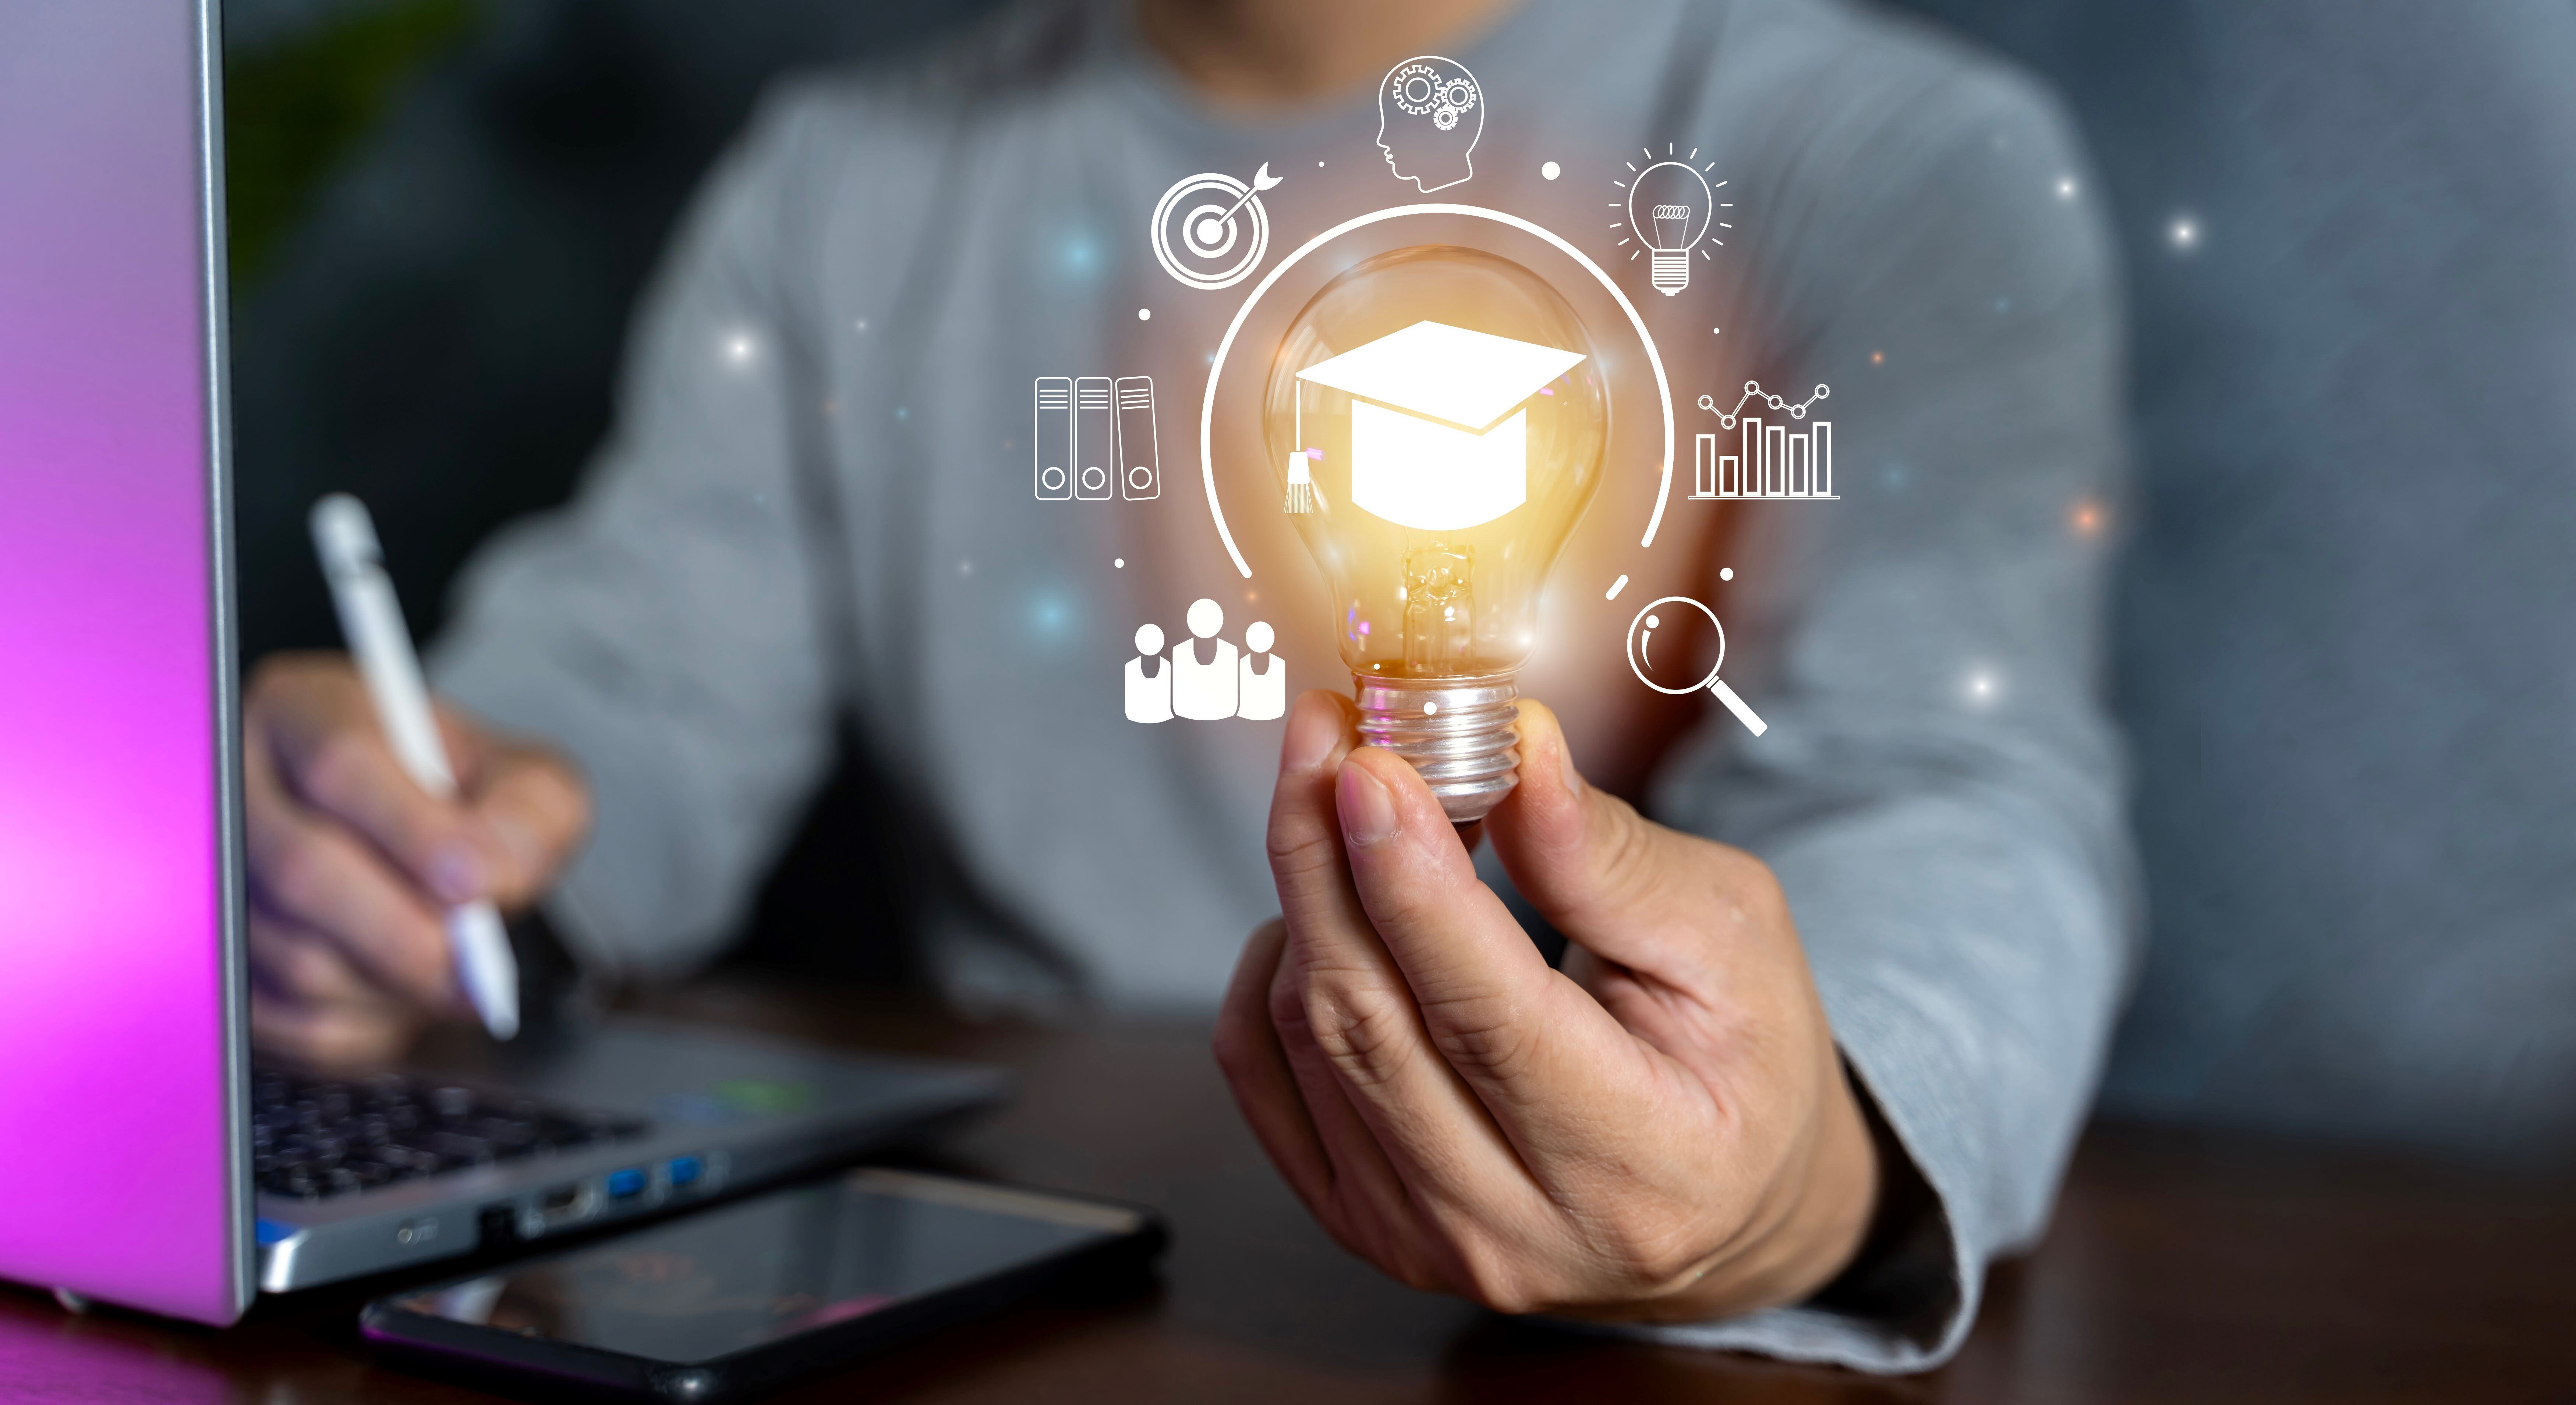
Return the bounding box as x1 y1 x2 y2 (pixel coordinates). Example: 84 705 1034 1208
309 494 519 1040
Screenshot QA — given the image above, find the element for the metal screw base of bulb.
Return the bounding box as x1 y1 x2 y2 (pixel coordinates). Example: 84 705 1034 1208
1352 673 1519 824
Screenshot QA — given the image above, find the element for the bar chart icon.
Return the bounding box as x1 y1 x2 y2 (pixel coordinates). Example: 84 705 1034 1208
1687 417 1836 499
1692 380 1836 501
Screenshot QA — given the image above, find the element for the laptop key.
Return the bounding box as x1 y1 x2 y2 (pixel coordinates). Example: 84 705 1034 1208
251 1065 650 1201
429 1131 495 1163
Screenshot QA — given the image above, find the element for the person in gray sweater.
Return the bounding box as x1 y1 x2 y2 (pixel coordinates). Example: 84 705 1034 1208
238 0 2127 1371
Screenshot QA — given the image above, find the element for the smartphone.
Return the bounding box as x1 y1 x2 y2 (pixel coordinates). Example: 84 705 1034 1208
361 1168 1166 1403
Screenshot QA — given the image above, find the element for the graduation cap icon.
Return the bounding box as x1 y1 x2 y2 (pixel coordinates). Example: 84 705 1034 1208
1294 320 1588 532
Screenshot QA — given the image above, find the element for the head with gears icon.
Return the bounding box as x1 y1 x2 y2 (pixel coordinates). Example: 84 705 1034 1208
1376 55 1483 193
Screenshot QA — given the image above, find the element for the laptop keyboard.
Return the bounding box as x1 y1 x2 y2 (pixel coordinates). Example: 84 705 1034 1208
252 1068 648 1201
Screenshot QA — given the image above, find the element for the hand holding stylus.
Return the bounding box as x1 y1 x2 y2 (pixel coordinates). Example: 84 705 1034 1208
236 506 590 1063
240 656 589 1062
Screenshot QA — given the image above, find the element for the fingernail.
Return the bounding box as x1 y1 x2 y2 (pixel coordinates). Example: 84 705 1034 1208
1337 762 1400 847
427 844 484 904
1282 696 1341 774
1557 734 1586 798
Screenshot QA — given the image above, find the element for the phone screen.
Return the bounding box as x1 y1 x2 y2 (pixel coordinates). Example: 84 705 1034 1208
379 1170 1141 1364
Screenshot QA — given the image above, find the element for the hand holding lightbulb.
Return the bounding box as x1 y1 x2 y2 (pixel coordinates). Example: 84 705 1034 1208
1215 692 1880 1320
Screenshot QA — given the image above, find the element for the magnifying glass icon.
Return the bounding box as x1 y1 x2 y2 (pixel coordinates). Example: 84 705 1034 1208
1625 596 1768 737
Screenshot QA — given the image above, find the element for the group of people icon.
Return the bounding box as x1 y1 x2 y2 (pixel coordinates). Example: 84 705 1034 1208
1126 598 1285 723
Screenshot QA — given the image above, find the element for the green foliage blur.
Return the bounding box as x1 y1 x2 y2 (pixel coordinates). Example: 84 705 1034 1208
224 0 480 287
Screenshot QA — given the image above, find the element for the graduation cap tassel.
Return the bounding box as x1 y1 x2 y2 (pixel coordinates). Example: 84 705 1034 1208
1283 451 1316 513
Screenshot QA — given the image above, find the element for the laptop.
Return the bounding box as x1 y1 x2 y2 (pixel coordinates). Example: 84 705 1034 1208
0 0 1005 1324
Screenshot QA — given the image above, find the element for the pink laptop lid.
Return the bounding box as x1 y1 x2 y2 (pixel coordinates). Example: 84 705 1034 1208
0 0 250 1323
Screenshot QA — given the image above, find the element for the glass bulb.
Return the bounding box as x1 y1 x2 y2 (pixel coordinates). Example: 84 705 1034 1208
1262 245 1610 821
1627 160 1713 295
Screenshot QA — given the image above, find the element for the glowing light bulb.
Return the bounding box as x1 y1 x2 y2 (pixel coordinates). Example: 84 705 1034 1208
1264 246 1610 820
1626 160 1715 296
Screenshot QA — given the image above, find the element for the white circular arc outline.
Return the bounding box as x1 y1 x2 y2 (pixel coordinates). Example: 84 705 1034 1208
1196 203 1674 579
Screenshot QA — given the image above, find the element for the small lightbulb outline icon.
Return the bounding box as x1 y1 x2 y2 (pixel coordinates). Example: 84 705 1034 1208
1618 151 1728 297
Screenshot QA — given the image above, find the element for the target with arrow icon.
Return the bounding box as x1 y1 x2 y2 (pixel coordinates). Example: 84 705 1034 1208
1149 162 1283 291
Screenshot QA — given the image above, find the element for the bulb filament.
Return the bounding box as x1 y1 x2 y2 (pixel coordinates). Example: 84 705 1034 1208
1402 542 1476 675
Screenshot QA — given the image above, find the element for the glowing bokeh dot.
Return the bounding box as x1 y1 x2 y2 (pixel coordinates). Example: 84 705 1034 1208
1136 307 1151 321
1540 160 1561 180
1114 558 1126 568
1719 567 1733 581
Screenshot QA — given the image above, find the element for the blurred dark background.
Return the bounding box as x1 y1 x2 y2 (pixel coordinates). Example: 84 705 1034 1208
225 0 1004 661
223 0 1007 987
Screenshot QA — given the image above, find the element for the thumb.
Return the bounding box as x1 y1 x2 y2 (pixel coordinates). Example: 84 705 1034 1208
1485 700 1770 976
461 742 591 909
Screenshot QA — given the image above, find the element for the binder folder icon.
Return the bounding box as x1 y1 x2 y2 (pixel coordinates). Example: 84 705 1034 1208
1032 375 1160 502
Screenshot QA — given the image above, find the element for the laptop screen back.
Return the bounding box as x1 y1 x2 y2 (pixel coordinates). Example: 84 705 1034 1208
0 1 248 1323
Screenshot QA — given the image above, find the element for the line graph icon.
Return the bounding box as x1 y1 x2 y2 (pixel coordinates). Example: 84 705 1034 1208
1150 163 1284 291
1691 381 1836 500
1703 380 1827 427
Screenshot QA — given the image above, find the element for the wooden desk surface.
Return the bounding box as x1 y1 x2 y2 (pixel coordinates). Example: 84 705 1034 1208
6 979 2572 1404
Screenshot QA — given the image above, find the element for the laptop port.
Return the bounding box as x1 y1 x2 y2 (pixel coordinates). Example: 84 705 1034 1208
666 1156 704 1190
539 1182 583 1216
477 1203 521 1249
604 1167 648 1200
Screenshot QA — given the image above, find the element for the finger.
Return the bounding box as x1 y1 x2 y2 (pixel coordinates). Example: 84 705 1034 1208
1266 697 1553 1266
248 913 384 1007
1211 919 1334 1211
260 682 489 905
1263 942 1466 1296
247 914 437 1067
243 728 460 1010
1335 745 1673 1161
250 990 422 1067
436 700 493 787
1269 695 1485 1161
463 744 590 908
1483 699 1775 983
1262 695 1444 1260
